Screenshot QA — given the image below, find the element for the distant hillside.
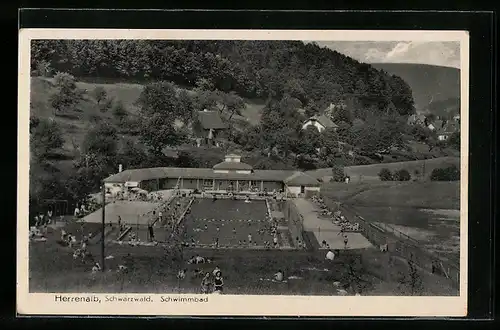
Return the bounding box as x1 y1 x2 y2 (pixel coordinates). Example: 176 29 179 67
371 63 460 114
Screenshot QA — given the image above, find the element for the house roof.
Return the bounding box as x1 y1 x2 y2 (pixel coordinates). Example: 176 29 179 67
308 114 338 128
434 120 444 129
283 171 321 187
104 167 296 183
197 111 226 130
213 161 253 171
438 123 459 135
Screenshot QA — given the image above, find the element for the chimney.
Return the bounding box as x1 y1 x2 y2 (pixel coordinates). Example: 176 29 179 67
118 164 123 173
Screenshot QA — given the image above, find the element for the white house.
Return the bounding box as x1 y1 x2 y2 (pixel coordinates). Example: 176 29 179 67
302 114 338 133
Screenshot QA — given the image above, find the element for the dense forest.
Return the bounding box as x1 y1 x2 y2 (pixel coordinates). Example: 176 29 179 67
30 40 461 211
31 40 415 117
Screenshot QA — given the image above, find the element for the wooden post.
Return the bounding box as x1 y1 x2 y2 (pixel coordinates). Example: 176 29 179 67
212 179 215 190
196 179 200 190
260 181 264 191
236 180 239 192
101 184 106 271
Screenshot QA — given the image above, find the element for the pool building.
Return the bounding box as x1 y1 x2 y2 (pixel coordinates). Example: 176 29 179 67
104 154 321 198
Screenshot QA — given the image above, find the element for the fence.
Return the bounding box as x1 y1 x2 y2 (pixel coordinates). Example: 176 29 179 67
282 200 315 250
319 194 460 288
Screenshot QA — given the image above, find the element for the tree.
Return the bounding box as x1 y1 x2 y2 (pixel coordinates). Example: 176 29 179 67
93 86 107 105
397 254 424 295
394 169 411 181
30 118 64 160
378 168 393 181
340 253 372 295
112 100 128 121
448 131 460 150
49 72 83 115
331 164 345 182
34 60 52 77
195 78 215 91
136 81 188 155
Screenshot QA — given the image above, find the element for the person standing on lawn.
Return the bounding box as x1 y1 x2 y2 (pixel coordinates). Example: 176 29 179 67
201 272 212 294
47 209 53 225
213 271 224 293
148 222 155 242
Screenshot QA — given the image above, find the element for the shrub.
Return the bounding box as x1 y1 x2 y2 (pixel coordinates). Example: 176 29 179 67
430 165 460 181
378 168 393 181
331 164 346 182
93 86 107 105
112 101 128 120
394 169 411 181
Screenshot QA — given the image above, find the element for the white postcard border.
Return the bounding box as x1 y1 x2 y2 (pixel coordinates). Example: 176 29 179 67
17 29 469 317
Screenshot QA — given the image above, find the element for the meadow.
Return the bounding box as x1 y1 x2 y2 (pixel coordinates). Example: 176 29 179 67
309 157 460 183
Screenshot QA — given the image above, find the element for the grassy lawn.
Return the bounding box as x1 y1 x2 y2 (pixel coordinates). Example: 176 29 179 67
309 157 460 183
29 235 457 296
321 181 460 210
347 182 460 209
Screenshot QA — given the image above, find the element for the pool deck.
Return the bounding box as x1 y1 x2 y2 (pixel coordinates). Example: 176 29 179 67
80 200 161 225
293 198 373 250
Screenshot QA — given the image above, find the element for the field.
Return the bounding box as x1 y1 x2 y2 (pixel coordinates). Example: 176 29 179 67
320 181 460 262
182 198 287 248
29 235 457 295
321 181 460 209
308 157 460 183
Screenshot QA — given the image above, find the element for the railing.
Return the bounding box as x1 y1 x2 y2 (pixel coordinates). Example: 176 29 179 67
319 193 460 288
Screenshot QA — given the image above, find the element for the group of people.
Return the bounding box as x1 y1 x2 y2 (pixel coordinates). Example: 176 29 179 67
73 198 101 219
177 263 225 294
311 196 361 233
183 216 281 249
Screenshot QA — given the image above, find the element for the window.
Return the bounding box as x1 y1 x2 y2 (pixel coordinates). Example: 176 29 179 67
250 180 261 189
203 179 213 186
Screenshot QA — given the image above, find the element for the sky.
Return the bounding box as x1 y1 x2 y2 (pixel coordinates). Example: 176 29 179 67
314 41 461 69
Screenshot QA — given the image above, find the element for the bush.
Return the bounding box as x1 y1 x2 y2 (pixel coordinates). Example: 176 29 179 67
93 86 107 104
378 168 393 181
331 164 346 182
394 169 411 181
430 165 460 181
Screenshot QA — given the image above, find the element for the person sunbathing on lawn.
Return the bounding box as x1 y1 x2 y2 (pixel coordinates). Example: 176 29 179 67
201 272 212 294
326 250 335 261
274 270 284 282
91 262 101 273
177 269 187 280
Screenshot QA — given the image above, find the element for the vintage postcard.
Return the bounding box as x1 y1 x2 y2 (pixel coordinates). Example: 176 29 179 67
17 29 469 317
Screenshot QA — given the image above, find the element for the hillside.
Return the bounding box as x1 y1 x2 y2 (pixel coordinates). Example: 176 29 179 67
30 77 265 157
371 63 460 115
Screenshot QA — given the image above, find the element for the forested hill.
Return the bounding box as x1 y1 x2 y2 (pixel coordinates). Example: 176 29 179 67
31 40 415 116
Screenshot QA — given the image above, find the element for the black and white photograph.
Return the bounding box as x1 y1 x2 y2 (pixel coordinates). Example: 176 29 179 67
17 29 468 316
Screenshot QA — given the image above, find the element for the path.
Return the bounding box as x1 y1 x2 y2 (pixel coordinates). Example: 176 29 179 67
293 198 372 250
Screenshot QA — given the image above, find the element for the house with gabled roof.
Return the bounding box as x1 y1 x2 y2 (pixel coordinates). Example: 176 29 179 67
302 114 338 133
437 122 459 141
193 109 227 146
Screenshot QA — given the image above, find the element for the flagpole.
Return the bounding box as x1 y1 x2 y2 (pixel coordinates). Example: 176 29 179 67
101 183 106 271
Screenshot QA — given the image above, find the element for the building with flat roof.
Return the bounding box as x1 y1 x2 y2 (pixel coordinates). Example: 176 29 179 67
104 154 321 198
